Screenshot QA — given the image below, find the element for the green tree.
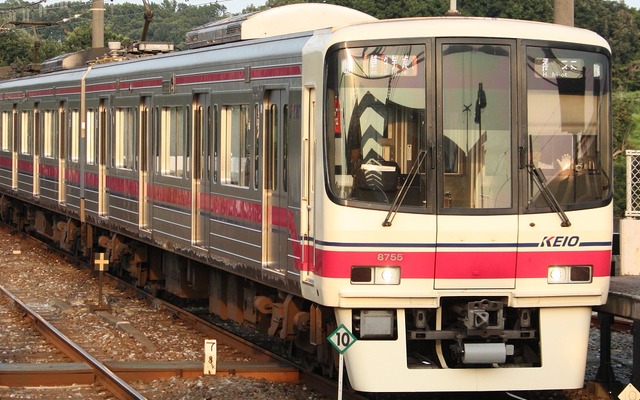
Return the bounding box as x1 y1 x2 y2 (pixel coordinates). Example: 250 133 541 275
613 93 636 159
62 23 129 53
459 0 553 21
0 29 35 66
321 0 447 19
611 92 640 217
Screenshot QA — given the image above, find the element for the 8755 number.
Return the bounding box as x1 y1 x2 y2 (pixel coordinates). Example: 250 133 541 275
377 253 403 262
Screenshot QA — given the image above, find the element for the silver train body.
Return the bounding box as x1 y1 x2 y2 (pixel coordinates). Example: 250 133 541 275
0 4 612 392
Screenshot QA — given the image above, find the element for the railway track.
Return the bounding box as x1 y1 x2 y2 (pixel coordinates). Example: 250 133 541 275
1 284 146 399
3 226 624 400
0 227 365 400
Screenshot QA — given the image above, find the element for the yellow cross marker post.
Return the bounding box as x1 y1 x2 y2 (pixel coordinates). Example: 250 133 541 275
94 252 109 308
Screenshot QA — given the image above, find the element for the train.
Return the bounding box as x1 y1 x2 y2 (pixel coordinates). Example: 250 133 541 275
0 3 612 393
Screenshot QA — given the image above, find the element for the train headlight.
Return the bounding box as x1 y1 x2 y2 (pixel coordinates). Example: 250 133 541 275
351 267 400 285
547 265 592 284
377 267 400 284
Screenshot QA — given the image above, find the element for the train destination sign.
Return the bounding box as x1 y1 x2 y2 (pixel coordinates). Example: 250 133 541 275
342 53 419 77
534 57 585 79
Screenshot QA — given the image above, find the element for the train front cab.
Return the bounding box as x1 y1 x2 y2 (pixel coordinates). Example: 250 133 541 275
304 23 612 392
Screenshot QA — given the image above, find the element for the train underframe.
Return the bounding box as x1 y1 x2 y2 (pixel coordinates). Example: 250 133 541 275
402 298 540 368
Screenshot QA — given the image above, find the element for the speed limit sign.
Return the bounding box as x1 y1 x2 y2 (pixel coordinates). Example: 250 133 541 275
327 324 357 400
327 324 357 354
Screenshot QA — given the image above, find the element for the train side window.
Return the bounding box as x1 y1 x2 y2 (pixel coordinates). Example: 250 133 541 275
12 107 17 154
59 107 66 161
20 110 33 155
115 107 137 170
34 107 40 158
221 104 250 187
193 106 204 180
43 110 58 159
159 106 187 177
1 111 11 152
268 104 278 190
86 109 97 165
254 103 260 190
283 104 288 193
211 104 219 183
70 109 80 163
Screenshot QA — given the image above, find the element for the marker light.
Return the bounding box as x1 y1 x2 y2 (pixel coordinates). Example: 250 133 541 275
548 265 592 284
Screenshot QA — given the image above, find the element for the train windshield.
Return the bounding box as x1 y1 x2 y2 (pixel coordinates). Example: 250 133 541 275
526 47 611 210
325 45 427 207
324 43 611 211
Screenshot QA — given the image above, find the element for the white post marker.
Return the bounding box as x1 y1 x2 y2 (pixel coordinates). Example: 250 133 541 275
204 339 217 375
619 383 640 400
327 324 357 400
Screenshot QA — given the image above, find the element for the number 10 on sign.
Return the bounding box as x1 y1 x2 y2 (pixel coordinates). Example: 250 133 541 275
328 324 356 354
327 324 357 400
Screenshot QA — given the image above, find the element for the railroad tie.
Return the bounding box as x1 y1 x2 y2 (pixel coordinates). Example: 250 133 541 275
95 311 158 353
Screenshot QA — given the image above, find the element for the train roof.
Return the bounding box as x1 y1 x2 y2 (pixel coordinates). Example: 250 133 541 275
185 3 377 49
0 5 611 87
329 16 611 51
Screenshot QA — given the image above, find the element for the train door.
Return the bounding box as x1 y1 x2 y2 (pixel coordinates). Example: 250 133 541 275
98 99 108 216
16 103 36 197
139 96 152 229
263 90 289 274
191 93 207 246
58 101 67 204
301 87 316 283
33 104 40 197
434 40 518 290
11 104 17 191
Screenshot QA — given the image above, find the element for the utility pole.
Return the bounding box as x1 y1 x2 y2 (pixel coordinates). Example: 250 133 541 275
91 0 104 48
554 0 574 27
3 21 56 63
445 0 461 16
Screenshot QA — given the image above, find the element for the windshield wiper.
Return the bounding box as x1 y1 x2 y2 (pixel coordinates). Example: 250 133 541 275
526 164 571 227
383 149 428 227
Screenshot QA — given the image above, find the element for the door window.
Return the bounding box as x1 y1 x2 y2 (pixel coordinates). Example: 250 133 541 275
441 44 512 209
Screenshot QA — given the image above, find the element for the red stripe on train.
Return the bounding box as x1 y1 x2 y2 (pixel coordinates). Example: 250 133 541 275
307 248 611 279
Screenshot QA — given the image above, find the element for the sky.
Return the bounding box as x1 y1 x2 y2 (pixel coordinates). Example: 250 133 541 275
623 0 640 8
177 0 266 14
2 0 640 17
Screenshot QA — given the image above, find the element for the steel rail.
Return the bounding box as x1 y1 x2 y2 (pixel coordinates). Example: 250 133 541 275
109 277 369 400
0 284 146 400
9 230 367 399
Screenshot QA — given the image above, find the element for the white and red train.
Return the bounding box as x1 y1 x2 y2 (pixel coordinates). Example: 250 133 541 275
0 4 612 393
